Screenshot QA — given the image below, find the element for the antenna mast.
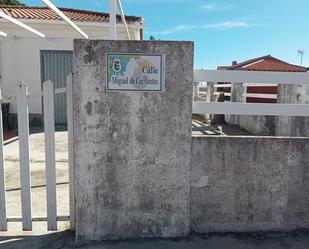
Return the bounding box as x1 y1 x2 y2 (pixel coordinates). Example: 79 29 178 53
298 49 305 66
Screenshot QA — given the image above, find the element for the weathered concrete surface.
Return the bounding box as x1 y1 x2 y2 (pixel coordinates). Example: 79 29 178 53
1 230 309 249
227 115 277 136
225 83 244 130
73 40 193 240
276 84 309 137
227 115 309 137
191 136 309 233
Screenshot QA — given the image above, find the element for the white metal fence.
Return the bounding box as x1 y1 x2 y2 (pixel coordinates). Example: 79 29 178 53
0 77 74 231
193 70 309 116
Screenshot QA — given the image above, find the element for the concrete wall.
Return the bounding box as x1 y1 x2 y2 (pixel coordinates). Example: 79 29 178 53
227 115 277 135
73 40 193 240
191 136 309 233
227 115 309 137
0 20 142 116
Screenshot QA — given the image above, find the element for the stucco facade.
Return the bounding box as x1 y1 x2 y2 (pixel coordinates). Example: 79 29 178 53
0 17 143 123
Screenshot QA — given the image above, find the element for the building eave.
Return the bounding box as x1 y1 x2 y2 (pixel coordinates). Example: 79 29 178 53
0 18 144 30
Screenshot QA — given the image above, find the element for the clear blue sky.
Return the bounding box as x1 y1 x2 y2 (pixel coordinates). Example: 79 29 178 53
23 0 309 69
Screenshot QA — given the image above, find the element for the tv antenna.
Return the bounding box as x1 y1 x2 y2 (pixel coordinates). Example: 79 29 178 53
298 49 305 66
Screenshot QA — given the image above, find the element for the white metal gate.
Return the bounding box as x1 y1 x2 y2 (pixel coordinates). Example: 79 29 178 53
0 76 74 231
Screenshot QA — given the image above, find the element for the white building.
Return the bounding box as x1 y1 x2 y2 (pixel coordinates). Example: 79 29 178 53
0 5 143 127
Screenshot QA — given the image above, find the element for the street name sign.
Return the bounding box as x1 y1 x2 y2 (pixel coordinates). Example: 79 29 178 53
106 53 165 92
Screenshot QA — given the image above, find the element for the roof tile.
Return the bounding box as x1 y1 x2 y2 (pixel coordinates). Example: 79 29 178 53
218 55 307 72
0 5 142 24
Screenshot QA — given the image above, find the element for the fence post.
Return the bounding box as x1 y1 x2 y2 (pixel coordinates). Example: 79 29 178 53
206 82 214 120
17 82 32 231
0 90 7 231
230 82 245 103
43 80 57 231
66 73 75 231
109 0 117 39
206 82 214 102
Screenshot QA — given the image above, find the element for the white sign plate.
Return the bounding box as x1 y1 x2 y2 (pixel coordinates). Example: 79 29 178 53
106 53 165 92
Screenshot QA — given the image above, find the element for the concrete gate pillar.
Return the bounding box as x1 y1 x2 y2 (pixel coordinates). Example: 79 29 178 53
276 84 309 136
73 40 193 241
225 82 243 125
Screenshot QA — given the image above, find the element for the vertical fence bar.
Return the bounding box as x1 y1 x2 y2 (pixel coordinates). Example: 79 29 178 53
116 0 132 40
109 0 117 39
17 82 32 231
66 73 75 230
0 90 7 231
43 80 57 231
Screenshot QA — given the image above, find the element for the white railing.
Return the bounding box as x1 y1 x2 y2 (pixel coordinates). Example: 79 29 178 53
242 93 277 99
193 69 309 116
194 69 309 85
0 79 74 231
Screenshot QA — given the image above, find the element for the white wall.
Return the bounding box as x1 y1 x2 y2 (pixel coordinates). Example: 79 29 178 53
0 20 142 114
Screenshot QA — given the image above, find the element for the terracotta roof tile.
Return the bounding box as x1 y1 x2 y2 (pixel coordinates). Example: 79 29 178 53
0 5 142 24
218 55 307 72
